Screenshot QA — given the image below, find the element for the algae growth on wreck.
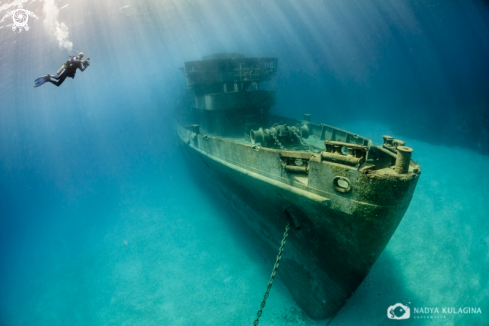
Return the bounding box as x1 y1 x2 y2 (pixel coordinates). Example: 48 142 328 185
0 0 488 325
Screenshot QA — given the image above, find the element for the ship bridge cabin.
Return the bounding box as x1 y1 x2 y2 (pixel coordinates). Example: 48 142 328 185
180 53 277 137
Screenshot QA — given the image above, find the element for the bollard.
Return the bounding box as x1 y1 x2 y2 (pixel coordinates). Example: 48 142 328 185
393 139 406 147
382 135 394 146
395 146 413 174
303 114 311 122
191 124 200 134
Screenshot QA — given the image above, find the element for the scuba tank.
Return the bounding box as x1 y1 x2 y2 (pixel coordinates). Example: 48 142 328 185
57 56 73 75
56 63 67 75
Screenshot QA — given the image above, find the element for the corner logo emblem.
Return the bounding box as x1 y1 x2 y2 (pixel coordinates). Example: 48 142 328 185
3 5 38 32
387 303 411 320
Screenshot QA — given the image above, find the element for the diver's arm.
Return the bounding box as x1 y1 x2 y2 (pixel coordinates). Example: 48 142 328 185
82 60 90 71
72 57 86 72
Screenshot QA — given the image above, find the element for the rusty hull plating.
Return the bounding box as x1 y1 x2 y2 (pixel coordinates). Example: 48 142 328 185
175 53 420 319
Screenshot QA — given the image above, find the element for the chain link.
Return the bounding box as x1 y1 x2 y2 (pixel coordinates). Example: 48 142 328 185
253 223 291 326
291 128 316 153
271 131 285 150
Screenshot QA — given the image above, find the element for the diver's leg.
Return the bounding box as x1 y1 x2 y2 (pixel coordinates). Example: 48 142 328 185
50 70 64 80
48 74 67 87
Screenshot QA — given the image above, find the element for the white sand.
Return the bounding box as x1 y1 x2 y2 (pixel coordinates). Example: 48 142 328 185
1 122 487 325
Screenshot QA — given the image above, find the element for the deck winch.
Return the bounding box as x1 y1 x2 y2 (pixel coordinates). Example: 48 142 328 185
250 123 309 147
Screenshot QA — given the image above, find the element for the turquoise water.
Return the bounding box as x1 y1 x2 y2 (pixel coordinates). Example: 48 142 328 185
1 1 488 325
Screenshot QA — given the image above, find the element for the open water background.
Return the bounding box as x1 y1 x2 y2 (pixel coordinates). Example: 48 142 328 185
1 0 488 325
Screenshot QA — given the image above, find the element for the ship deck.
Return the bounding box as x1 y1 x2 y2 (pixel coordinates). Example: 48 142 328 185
227 134 325 151
223 135 333 185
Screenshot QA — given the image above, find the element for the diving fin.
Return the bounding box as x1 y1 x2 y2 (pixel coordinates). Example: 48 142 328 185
34 75 50 87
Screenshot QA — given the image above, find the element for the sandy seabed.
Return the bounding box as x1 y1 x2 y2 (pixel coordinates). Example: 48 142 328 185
1 122 487 326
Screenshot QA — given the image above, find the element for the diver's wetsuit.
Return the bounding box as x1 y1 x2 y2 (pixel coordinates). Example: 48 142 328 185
49 57 86 87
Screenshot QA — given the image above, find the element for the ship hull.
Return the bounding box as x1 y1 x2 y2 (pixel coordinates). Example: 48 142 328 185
176 125 419 319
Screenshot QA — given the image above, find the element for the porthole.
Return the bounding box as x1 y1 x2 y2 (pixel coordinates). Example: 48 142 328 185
333 176 352 194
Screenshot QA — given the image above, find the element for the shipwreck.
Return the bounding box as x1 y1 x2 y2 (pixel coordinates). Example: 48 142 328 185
175 53 420 319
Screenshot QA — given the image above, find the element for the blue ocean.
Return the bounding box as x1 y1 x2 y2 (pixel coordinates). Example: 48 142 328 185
1 0 488 325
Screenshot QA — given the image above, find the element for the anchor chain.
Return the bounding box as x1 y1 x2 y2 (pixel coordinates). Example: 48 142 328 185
291 128 316 153
253 222 291 326
271 131 285 150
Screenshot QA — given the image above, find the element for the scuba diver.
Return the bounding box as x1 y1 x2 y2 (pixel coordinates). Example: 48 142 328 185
34 52 90 87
